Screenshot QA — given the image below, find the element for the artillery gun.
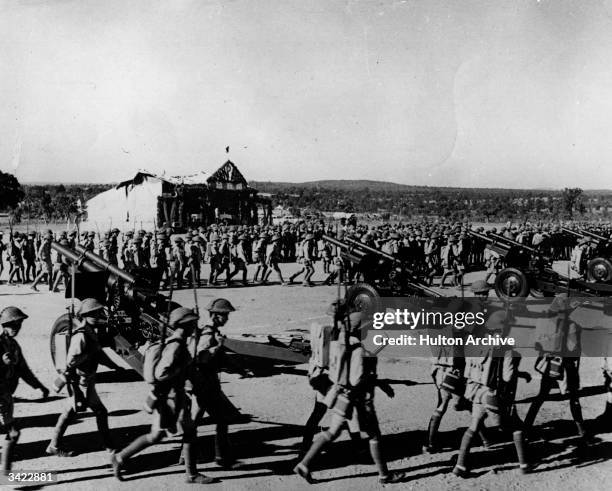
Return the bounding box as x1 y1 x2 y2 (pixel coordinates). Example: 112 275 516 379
562 227 612 283
322 234 443 314
470 230 612 301
49 242 309 380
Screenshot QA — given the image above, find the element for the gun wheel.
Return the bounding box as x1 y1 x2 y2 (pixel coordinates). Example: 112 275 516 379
345 282 382 314
587 257 612 283
494 267 529 301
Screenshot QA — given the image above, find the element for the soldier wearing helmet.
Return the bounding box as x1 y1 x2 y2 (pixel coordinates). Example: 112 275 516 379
112 307 216 484
288 233 315 287
295 306 403 484
22 232 37 283
7 231 25 285
252 233 268 284
30 233 54 292
262 234 286 285
0 306 49 474
187 298 249 470
453 310 534 477
227 234 248 286
523 293 592 444
47 298 114 457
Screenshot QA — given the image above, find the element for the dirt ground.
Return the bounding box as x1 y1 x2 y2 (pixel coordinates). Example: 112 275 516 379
0 263 610 491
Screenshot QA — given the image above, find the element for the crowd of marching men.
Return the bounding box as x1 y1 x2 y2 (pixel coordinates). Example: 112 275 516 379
0 219 611 291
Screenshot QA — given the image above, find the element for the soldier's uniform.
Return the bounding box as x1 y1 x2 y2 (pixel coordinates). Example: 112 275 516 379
294 313 403 484
112 308 216 484
31 234 53 291
0 307 49 474
47 299 114 456
7 234 25 285
453 311 533 477
188 299 246 468
523 293 591 442
227 235 248 286
262 234 285 284
0 232 5 281
288 234 316 286
252 234 268 283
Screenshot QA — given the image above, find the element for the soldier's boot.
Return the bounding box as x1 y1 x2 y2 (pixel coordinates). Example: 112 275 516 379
513 431 534 474
370 438 404 484
183 442 217 484
452 428 475 477
96 412 115 451
242 270 248 286
570 399 595 444
214 423 243 469
293 431 332 483
1 431 19 476
423 412 442 453
47 409 76 457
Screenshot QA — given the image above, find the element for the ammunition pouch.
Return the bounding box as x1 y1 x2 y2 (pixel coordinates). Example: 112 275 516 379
441 369 466 396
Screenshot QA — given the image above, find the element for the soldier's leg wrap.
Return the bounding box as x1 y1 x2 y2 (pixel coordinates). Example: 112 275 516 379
214 422 231 461
50 406 75 448
299 413 344 470
455 428 475 472
512 430 530 470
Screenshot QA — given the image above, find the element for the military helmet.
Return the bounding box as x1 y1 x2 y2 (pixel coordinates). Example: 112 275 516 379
0 306 28 326
78 298 105 317
470 280 490 294
169 307 199 327
206 298 236 314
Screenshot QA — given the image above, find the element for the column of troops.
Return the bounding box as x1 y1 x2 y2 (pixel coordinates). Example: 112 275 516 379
0 285 610 484
1 220 606 291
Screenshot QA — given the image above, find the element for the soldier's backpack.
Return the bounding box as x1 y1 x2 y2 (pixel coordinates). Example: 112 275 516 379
308 324 333 394
143 338 181 384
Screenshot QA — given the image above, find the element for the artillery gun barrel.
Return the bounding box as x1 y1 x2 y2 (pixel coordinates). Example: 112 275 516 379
51 242 103 273
489 232 538 254
467 229 494 243
344 237 400 264
561 227 584 238
321 234 366 255
74 244 136 284
579 229 608 242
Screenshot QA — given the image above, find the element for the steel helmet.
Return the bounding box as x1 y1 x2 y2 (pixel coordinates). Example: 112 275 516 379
78 298 105 317
169 307 199 327
206 298 236 314
0 307 28 326
470 280 490 294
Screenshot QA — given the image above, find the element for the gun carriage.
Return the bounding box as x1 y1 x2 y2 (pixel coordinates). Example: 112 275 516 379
49 242 309 379
322 234 443 313
561 227 612 283
470 230 612 301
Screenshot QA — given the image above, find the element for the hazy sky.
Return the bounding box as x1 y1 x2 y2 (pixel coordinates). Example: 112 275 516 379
2 0 612 188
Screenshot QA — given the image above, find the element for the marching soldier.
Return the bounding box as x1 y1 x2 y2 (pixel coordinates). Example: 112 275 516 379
523 293 592 443
23 232 37 283
294 311 403 484
227 234 249 286
0 232 5 281
288 233 316 287
439 235 458 288
31 232 54 291
252 233 268 283
7 232 25 285
47 298 115 456
262 234 285 285
0 307 49 474
112 307 216 484
171 237 187 289
452 310 533 477
186 235 202 287
188 298 250 469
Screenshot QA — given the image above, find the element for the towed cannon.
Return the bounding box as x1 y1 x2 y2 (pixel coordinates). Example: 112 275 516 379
49 243 310 381
562 227 612 283
322 234 443 314
469 230 612 301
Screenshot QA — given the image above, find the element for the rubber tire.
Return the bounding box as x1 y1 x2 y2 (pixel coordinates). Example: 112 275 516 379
494 267 529 301
345 282 383 314
587 257 612 283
